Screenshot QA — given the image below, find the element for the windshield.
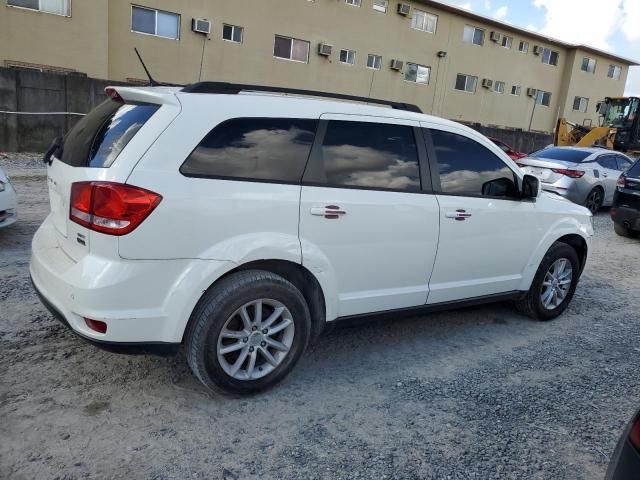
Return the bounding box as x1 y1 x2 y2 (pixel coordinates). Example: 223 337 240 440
602 98 638 128
529 148 592 163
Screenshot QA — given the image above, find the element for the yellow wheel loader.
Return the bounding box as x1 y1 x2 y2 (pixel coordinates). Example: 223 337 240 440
555 97 640 157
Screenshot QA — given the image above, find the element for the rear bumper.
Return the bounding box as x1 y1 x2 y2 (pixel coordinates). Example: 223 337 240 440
30 216 233 344
611 206 640 231
541 178 590 205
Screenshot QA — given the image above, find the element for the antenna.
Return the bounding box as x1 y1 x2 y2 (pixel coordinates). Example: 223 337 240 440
134 48 159 86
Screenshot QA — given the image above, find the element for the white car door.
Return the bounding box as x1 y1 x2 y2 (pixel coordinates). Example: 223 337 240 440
299 115 440 318
422 124 541 304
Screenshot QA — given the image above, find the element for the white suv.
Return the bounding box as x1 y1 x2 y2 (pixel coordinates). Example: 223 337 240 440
31 83 593 394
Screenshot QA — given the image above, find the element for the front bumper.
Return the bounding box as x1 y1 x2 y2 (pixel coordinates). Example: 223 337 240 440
30 216 232 345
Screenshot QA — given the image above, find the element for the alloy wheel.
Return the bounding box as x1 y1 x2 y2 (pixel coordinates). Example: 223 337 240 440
217 299 295 381
585 190 602 215
540 258 573 310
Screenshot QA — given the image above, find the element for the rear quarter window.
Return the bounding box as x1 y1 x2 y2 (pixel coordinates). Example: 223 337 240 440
627 159 640 178
61 99 159 168
180 118 318 183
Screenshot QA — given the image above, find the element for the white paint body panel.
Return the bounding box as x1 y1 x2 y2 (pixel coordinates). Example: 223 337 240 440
0 166 18 228
30 87 594 344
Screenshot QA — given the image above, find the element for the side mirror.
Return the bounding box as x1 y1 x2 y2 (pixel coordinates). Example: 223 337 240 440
522 174 540 200
481 177 518 197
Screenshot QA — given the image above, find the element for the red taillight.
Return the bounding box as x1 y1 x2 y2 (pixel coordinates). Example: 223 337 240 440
105 87 124 103
552 168 585 178
70 182 162 236
84 318 107 334
617 176 627 188
629 416 640 451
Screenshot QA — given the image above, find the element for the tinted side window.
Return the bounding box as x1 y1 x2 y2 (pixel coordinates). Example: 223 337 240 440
597 155 618 170
430 129 518 197
317 121 421 191
181 118 317 182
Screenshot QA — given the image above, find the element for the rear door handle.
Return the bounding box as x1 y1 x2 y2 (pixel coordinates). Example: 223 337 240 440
445 209 472 221
311 205 347 219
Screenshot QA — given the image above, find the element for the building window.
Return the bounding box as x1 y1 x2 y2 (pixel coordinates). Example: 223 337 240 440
372 0 388 13
573 96 589 113
345 0 361 6
411 10 437 33
541 48 559 66
581 57 596 73
7 0 69 16
494 81 505 94
518 41 529 53
222 24 243 43
131 6 180 40
501 36 513 49
405 63 430 84
339 49 356 65
608 64 622 80
274 35 310 63
536 90 552 107
463 25 485 46
367 54 382 70
511 85 521 96
455 74 478 93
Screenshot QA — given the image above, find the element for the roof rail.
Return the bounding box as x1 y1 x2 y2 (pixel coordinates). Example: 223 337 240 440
181 81 423 114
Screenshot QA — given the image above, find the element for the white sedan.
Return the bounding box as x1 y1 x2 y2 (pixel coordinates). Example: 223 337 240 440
0 165 17 228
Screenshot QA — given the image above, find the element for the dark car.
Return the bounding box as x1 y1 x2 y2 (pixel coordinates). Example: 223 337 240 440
611 157 640 238
606 409 640 479
489 137 527 161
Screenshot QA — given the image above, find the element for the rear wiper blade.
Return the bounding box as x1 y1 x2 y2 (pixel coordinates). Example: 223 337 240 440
43 136 63 166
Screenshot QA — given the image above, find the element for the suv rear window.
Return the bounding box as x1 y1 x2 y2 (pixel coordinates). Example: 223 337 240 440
61 99 159 168
180 118 317 182
528 148 592 163
627 159 640 178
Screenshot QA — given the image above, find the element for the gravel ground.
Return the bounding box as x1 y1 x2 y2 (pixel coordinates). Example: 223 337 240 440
1 153 639 480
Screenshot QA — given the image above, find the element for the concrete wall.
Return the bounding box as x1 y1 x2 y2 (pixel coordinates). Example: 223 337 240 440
0 68 114 152
0 66 552 153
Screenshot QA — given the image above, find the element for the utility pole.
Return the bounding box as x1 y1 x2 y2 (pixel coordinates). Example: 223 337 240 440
528 90 539 131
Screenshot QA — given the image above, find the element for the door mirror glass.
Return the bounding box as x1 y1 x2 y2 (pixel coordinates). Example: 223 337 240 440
481 177 518 197
522 174 540 199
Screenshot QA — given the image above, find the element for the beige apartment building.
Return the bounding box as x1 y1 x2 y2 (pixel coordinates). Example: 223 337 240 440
1 0 636 132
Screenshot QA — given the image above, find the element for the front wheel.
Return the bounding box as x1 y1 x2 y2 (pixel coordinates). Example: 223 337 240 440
185 270 311 395
515 243 580 321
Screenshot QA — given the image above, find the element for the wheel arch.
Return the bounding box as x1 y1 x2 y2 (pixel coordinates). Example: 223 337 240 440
555 233 589 274
182 259 328 344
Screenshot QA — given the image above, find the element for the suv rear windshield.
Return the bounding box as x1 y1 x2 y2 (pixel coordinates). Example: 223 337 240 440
528 148 593 163
60 99 159 168
627 159 640 178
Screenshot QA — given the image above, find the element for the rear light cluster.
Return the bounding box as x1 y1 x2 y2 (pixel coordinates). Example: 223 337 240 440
630 416 640 452
552 168 585 179
70 182 162 236
617 176 627 188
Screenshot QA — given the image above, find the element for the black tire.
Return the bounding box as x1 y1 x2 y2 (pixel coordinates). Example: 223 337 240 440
515 242 580 321
185 270 311 395
584 187 604 215
614 222 638 238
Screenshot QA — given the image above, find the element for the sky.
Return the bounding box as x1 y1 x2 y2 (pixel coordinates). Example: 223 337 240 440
437 0 640 96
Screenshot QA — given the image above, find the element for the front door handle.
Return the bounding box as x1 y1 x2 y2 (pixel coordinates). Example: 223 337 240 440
311 205 347 219
445 209 472 221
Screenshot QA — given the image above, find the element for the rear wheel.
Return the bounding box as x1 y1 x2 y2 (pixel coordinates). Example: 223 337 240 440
515 243 580 321
584 188 603 215
186 270 311 395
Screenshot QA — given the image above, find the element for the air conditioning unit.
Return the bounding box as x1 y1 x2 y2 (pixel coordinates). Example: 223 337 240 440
390 59 404 71
397 3 411 16
318 43 333 56
533 45 543 55
526 88 538 97
192 18 211 34
490 31 502 42
482 79 494 89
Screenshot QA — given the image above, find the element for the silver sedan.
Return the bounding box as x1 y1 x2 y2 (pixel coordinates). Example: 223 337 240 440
517 147 635 214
